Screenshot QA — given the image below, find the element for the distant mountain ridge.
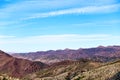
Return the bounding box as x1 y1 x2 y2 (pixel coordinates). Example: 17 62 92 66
12 46 120 64
0 50 47 78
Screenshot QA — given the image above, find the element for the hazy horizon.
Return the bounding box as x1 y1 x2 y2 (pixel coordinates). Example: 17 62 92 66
0 0 120 52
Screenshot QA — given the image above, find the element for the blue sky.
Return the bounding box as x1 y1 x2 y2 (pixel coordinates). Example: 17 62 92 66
0 0 120 52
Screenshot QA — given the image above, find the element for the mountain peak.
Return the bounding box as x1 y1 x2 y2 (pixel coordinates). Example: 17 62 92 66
0 50 12 57
0 50 5 54
97 46 105 48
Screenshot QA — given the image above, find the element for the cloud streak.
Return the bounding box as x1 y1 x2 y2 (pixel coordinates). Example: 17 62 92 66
0 0 119 30
23 4 120 20
0 35 15 38
0 34 119 44
0 0 119 21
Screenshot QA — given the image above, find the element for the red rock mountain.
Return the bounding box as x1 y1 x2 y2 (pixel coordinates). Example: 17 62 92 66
12 46 120 63
0 50 47 78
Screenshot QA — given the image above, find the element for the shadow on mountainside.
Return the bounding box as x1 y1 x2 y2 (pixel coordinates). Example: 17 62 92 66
109 72 120 80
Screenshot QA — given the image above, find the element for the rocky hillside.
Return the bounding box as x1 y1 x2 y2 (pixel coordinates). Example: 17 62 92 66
72 60 120 80
22 59 120 80
0 50 48 78
22 59 102 80
12 46 120 64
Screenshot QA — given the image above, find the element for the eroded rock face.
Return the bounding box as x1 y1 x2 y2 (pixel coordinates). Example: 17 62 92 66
0 50 48 78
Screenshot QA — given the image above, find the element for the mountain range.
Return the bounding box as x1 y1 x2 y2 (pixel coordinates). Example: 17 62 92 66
0 46 120 80
12 46 120 64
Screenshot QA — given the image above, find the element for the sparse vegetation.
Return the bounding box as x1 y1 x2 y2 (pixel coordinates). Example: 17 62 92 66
0 74 19 80
22 59 101 80
72 60 120 80
74 75 85 80
20 59 120 80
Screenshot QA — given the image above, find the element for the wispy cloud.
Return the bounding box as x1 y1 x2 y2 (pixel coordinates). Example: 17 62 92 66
0 34 118 44
22 3 120 20
72 19 120 27
0 0 119 28
0 0 119 21
0 35 15 38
